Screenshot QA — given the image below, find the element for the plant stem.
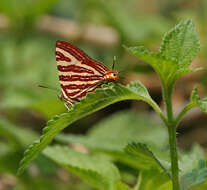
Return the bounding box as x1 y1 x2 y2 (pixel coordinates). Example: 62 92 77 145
163 85 180 190
168 121 179 190
174 102 195 128
134 173 142 190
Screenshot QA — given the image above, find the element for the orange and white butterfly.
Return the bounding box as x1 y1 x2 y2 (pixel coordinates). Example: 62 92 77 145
56 40 119 107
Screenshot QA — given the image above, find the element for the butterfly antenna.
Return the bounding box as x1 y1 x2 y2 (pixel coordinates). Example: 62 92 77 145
112 56 116 70
38 84 60 92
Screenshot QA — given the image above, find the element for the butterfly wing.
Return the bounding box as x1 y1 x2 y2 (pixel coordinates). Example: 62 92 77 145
56 40 108 104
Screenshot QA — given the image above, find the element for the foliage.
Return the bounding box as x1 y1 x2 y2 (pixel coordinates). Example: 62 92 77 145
124 142 169 175
56 110 168 150
17 19 207 190
124 19 207 190
18 81 162 175
0 118 38 149
0 0 58 28
0 1 207 189
43 145 127 190
124 20 201 90
180 160 207 190
0 117 68 190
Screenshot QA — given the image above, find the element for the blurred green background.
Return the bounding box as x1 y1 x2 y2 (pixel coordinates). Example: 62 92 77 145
1 0 207 189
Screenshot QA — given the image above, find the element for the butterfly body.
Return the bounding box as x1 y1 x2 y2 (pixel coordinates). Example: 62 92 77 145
56 40 119 106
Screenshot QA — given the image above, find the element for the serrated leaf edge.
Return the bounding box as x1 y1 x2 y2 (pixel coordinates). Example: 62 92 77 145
124 142 171 178
18 82 162 175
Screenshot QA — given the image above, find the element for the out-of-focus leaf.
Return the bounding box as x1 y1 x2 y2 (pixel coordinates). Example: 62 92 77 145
137 170 172 190
0 118 38 148
180 144 205 176
88 110 167 147
31 99 66 119
0 142 10 157
0 151 22 174
56 110 168 151
99 0 169 43
43 145 121 190
115 181 132 190
180 160 207 190
179 144 207 189
0 38 60 110
0 0 57 23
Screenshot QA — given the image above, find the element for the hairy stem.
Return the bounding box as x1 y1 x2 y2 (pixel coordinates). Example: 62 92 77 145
163 85 179 190
168 120 179 190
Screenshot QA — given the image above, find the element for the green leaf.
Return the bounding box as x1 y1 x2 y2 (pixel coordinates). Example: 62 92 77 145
179 144 207 189
124 142 170 177
0 118 38 149
18 82 162 174
0 150 23 174
124 45 179 88
0 0 57 22
57 139 169 173
88 110 167 148
43 145 121 190
124 20 200 88
100 0 169 43
180 160 207 190
123 143 171 189
0 142 10 157
124 45 176 79
137 170 172 190
31 98 66 119
190 86 207 113
56 110 168 151
160 19 200 67
174 67 203 82
115 181 132 190
180 144 205 175
55 111 170 172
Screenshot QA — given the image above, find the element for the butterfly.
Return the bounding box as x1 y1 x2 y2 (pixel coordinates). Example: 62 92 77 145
56 40 119 108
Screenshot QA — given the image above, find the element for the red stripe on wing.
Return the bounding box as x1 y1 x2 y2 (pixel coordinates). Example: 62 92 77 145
56 41 108 75
67 90 82 97
61 81 101 101
57 65 94 74
61 82 100 90
56 51 71 62
70 85 99 100
59 75 104 82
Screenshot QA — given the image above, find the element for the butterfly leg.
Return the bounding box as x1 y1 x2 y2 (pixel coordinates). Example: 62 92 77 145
64 103 71 111
58 92 74 111
64 99 75 111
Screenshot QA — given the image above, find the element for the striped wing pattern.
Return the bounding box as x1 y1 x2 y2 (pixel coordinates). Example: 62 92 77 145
56 40 109 105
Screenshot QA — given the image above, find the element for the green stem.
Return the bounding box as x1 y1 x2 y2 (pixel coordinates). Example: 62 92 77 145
163 85 179 190
134 173 142 190
145 98 168 126
174 102 195 128
168 121 179 190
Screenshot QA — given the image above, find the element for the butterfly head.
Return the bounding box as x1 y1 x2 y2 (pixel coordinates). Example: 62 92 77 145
104 56 119 80
104 70 119 80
